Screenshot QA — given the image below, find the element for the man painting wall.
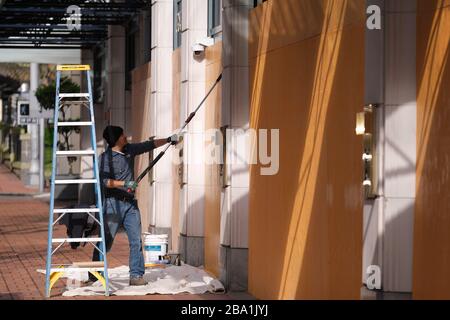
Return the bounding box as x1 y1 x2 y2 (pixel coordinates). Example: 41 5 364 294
89 125 178 286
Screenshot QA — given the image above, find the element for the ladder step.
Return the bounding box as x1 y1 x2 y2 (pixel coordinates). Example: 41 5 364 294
49 267 104 273
58 121 93 126
56 150 95 156
59 93 90 98
52 237 102 243
51 262 104 268
54 179 97 184
54 208 100 214
57 64 91 71
72 261 105 268
59 100 88 106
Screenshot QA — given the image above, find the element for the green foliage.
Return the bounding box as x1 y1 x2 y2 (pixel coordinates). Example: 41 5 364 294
35 77 80 110
44 127 53 178
35 77 81 174
0 123 10 135
44 126 53 147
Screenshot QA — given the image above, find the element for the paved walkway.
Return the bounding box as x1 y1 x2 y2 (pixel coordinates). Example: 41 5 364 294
0 165 39 194
0 165 241 300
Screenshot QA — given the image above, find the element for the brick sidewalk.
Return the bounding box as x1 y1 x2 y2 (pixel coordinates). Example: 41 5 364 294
0 165 237 300
0 165 38 194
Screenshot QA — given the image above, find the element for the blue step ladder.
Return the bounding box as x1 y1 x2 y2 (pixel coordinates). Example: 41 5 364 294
45 65 109 297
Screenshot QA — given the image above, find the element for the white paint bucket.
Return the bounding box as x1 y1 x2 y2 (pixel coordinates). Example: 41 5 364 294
143 233 168 263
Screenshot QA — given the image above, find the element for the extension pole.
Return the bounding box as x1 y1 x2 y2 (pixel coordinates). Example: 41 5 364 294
130 73 222 190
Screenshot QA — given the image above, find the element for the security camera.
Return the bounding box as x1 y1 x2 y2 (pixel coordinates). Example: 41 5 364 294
192 43 205 56
192 37 215 56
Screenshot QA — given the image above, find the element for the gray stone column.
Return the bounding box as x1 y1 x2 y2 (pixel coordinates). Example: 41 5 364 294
363 0 385 288
382 0 417 293
219 0 252 292
149 0 175 244
363 0 417 293
28 62 40 186
178 0 208 266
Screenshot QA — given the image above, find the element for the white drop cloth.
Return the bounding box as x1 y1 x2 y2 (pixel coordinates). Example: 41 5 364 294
37 264 225 297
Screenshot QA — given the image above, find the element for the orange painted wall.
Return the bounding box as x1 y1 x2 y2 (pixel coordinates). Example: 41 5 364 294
413 0 450 299
248 0 365 299
204 42 223 277
131 62 152 231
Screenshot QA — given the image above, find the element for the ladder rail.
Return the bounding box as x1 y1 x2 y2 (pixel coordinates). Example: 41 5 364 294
88 241 104 258
51 241 65 256
45 70 61 297
87 69 110 295
52 212 66 227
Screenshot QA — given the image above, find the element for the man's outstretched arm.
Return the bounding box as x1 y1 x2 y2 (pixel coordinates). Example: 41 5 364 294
104 179 126 188
153 138 169 148
128 135 179 156
104 179 137 191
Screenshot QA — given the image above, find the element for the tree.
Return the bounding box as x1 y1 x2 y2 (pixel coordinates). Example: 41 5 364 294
35 77 81 174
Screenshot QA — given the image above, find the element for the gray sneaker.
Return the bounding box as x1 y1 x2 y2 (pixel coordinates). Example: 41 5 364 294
129 276 148 286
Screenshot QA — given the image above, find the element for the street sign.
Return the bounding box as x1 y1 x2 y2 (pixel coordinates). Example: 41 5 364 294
17 100 52 125
17 100 38 124
19 117 38 125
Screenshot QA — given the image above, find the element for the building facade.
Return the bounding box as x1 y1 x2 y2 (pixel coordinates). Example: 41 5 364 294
76 0 450 299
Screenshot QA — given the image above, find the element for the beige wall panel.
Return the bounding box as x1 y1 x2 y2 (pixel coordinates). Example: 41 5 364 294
172 48 181 252
204 42 223 277
248 0 365 60
413 2 450 299
131 62 152 231
248 0 364 299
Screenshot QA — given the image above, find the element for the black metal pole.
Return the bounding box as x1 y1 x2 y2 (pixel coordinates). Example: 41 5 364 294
128 73 223 192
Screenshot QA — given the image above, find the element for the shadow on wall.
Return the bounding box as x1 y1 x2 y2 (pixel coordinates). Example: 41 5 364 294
179 189 248 289
413 0 450 299
363 122 417 292
248 0 365 299
178 195 206 267
364 198 415 293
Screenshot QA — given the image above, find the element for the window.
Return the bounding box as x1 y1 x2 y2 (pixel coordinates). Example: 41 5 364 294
208 0 222 37
173 0 182 49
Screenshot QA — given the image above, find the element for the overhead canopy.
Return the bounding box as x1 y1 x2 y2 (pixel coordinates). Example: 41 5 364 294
0 49 81 63
0 0 150 49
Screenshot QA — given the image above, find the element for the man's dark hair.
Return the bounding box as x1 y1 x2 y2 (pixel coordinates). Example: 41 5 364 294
103 125 124 148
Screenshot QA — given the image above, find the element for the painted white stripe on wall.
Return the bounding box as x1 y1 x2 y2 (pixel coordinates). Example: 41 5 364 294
230 187 249 248
186 185 206 237
183 0 208 237
152 0 174 229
